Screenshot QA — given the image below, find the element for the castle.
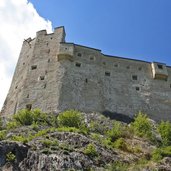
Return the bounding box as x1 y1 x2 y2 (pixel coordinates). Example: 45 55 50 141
1 26 171 121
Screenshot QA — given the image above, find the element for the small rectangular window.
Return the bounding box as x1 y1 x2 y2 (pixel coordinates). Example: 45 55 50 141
75 62 81 67
105 72 110 76
136 87 140 91
157 64 163 69
132 75 138 80
31 65 37 70
26 104 32 110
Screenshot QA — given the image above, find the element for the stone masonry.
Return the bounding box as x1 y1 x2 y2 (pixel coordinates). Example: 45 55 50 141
1 26 171 121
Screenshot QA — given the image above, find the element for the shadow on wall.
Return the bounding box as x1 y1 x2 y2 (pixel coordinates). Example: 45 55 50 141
102 111 134 124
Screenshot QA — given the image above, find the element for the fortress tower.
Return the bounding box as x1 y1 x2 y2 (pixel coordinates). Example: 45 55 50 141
1 26 171 121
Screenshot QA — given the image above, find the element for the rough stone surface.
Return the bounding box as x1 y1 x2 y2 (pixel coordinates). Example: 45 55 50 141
1 26 171 121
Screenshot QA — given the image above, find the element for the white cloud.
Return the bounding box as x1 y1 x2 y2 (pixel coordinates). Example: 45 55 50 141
0 0 52 110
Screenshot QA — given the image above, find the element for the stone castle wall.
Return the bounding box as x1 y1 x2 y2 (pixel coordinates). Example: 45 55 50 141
1 26 171 121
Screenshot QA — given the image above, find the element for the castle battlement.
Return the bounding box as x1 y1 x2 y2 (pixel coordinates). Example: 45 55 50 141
1 26 171 121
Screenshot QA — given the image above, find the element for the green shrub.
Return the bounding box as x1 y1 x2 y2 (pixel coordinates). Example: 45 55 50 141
84 143 98 158
152 146 171 161
41 139 58 148
158 121 171 146
11 135 28 143
152 148 163 161
6 152 16 162
31 121 39 131
13 109 34 125
57 110 83 128
6 121 19 130
131 112 152 138
0 130 6 140
107 121 123 141
89 121 106 134
114 138 128 151
13 109 54 126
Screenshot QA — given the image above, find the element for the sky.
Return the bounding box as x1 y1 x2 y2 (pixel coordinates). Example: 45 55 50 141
1 0 171 110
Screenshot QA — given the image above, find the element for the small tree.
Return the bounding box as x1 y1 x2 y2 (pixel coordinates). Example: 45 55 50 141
57 110 83 128
158 121 171 146
107 121 123 141
131 112 152 138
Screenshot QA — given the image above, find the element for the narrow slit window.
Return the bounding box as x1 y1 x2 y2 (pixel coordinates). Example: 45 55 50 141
105 72 110 76
27 94 29 98
132 75 138 80
85 78 88 83
44 83 46 89
31 65 37 70
75 62 81 67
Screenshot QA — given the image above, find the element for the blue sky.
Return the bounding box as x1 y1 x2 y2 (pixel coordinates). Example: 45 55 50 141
29 0 171 65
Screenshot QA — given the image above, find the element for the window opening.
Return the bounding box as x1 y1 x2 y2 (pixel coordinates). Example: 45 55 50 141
157 64 163 69
75 62 81 67
27 94 29 98
85 79 88 83
132 75 138 80
31 65 37 70
26 104 32 110
77 53 82 57
105 72 110 76
114 64 118 67
136 87 140 91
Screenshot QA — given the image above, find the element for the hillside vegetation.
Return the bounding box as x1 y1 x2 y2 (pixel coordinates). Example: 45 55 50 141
0 109 171 170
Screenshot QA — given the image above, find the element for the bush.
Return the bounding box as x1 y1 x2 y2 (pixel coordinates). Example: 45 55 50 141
84 143 98 158
158 121 171 146
6 152 16 162
57 110 83 128
131 112 152 138
13 109 54 126
114 138 128 151
152 146 171 161
107 121 124 141
6 121 19 130
0 130 6 140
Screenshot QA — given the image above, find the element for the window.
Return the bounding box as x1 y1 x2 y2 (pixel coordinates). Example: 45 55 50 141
27 94 29 98
26 104 32 110
90 56 95 60
138 67 142 71
136 87 140 91
103 62 106 65
77 53 82 57
15 86 18 89
132 75 138 80
39 76 45 80
157 64 163 69
31 65 37 70
48 59 50 63
75 62 81 67
105 72 110 76
114 63 118 67
127 66 130 69
85 78 88 83
23 62 25 65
